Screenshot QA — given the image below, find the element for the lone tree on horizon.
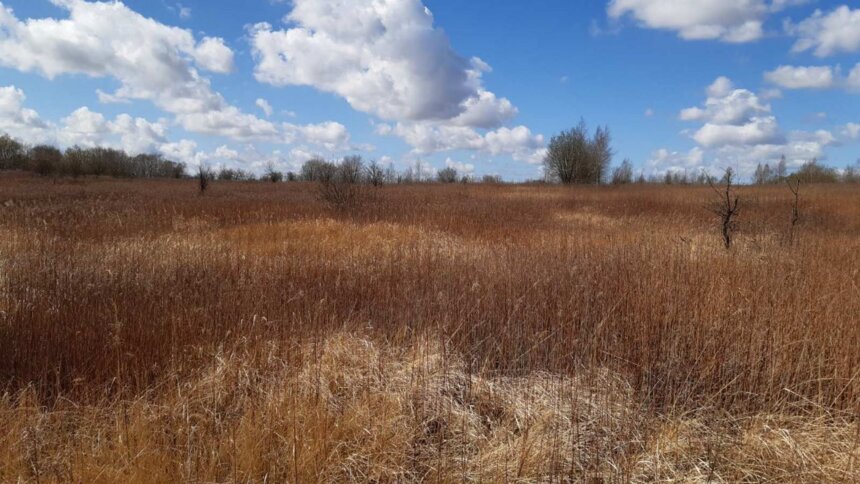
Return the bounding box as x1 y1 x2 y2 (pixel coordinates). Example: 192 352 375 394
543 120 613 184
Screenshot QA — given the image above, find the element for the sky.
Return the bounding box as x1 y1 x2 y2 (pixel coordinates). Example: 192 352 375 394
0 0 858 181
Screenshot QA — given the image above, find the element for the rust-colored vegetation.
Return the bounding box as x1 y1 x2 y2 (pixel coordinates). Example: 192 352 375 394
1 174 858 482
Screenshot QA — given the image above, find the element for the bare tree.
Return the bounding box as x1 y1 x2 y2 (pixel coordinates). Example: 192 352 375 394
30 145 62 177
787 175 801 246
198 164 211 195
708 168 740 250
317 157 366 210
0 134 25 170
264 161 284 183
611 159 634 185
437 166 458 184
339 155 364 184
365 160 385 187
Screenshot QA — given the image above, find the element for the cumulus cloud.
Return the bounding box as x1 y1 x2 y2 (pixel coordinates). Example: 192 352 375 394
646 147 705 174
669 76 841 177
679 78 771 126
0 85 53 143
606 0 794 43
0 1 229 109
0 0 282 142
192 37 234 74
764 65 836 89
764 63 860 92
159 139 206 165
176 107 279 141
283 121 353 151
444 157 475 175
249 0 516 129
57 107 169 153
256 98 273 117
843 123 860 140
679 77 780 149
693 116 782 147
379 122 545 164
847 64 860 91
0 82 364 175
788 6 860 57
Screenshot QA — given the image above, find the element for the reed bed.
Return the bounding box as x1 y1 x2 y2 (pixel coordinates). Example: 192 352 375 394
1 174 858 481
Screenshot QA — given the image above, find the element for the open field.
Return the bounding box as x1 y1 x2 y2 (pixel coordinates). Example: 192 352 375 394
1 174 859 482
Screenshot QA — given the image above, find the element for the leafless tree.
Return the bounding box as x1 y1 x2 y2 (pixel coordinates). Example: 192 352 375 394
708 168 740 250
787 175 801 246
264 161 284 183
317 157 366 210
365 160 385 187
198 164 211 195
437 166 458 184
611 159 634 185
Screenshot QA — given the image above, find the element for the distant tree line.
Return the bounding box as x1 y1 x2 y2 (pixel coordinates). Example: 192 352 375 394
753 156 859 184
297 156 490 186
1 134 186 179
542 122 859 186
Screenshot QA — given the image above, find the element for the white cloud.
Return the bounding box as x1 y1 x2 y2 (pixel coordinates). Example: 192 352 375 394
707 76 734 97
283 121 353 151
56 107 170 154
177 4 191 20
109 114 169 153
644 108 654 117
848 64 860 91
0 83 364 174
380 122 545 163
58 106 108 147
668 76 840 177
0 85 53 143
212 145 240 160
693 116 782 147
250 0 516 129
159 139 206 166
680 77 782 148
764 65 836 89
789 6 860 57
192 37 234 74
444 157 475 175
0 0 281 142
679 80 771 125
763 63 860 92
607 0 777 43
0 1 229 110
759 88 783 100
843 123 860 140
647 147 705 174
177 107 279 141
256 98 273 117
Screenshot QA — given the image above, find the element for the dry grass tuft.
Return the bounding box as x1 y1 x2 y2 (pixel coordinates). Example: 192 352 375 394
2 334 857 482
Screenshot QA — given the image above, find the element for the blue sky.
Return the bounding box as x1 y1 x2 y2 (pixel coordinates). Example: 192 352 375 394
0 0 858 180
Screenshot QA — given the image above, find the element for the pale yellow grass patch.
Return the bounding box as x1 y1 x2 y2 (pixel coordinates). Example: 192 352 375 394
219 219 491 263
554 210 622 229
3 334 856 482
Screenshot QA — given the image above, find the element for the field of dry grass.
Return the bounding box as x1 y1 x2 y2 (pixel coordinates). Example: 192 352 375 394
1 173 859 482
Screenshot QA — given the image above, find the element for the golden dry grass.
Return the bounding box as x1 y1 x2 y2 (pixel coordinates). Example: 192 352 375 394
1 174 859 481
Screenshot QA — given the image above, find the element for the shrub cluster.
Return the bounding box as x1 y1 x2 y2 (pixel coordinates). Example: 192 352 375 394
544 120 613 184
